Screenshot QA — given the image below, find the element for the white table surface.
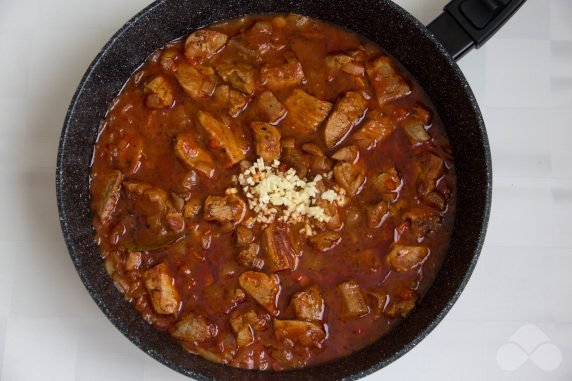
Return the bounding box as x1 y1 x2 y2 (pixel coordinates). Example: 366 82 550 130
0 0 570 380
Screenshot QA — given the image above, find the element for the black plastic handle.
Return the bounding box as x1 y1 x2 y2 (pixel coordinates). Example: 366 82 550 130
427 0 527 60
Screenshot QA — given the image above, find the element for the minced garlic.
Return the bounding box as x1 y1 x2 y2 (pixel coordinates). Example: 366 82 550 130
235 158 344 231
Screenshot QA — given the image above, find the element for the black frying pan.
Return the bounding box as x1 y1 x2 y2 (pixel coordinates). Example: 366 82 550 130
56 0 524 379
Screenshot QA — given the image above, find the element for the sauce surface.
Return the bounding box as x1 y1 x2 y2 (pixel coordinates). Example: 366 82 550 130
90 14 456 370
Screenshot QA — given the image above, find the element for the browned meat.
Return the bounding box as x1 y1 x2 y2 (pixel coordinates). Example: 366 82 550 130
175 63 217 99
317 199 342 230
197 111 246 167
125 251 142 271
203 194 246 225
216 63 256 94
284 89 333 134
262 224 298 272
281 142 310 178
338 280 369 319
253 91 286 123
385 298 417 318
230 309 270 347
331 144 359 163
402 207 441 239
238 271 281 315
96 170 123 223
291 286 324 321
236 243 264 270
402 119 430 145
416 152 444 195
174 133 215 178
301 143 325 157
323 92 368 149
235 225 254 246
386 244 430 272
273 319 326 348
365 289 389 316
144 76 174 109
325 54 354 80
365 201 388 228
261 59 305 90
183 197 202 218
366 56 411 105
213 85 248 117
184 29 228 63
159 47 179 72
170 313 217 342
309 231 341 252
352 112 396 150
333 162 365 196
423 191 446 211
251 121 281 162
371 166 402 198
143 263 181 315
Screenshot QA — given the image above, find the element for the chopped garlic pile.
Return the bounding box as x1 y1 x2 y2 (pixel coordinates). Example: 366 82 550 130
236 158 345 229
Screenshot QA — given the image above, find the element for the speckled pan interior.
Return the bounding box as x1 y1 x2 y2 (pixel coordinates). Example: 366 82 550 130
56 0 492 379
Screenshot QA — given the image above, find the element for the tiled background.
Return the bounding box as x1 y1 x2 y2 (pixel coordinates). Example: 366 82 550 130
0 0 570 380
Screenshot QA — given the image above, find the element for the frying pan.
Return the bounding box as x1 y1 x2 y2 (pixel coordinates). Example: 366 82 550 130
56 0 524 379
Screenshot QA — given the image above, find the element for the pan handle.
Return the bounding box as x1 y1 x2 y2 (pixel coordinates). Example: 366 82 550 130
427 0 527 60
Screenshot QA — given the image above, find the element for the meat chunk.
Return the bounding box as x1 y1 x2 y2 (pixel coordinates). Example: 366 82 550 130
385 244 430 272
281 141 310 178
261 59 305 90
333 162 365 196
175 63 216 99
301 143 325 157
365 201 388 228
183 197 202 218
402 119 430 145
213 85 248 117
254 91 286 123
385 298 417 318
96 170 123 223
230 309 270 347
238 271 281 315
352 112 395 150
291 286 324 321
262 224 298 272
125 251 142 271
184 29 227 63
371 166 402 199
203 194 246 225
170 313 217 342
174 133 215 178
197 111 246 167
365 289 389 316
144 76 174 109
216 63 256 94
236 243 264 270
416 152 444 195
235 225 254 246
423 191 446 211
331 145 359 163
143 263 181 315
273 319 326 348
309 231 341 252
338 280 369 318
323 91 368 149
251 122 281 162
284 89 333 135
402 207 441 240
367 56 411 105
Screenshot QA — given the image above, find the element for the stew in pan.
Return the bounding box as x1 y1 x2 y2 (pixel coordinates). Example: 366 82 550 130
90 14 456 370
